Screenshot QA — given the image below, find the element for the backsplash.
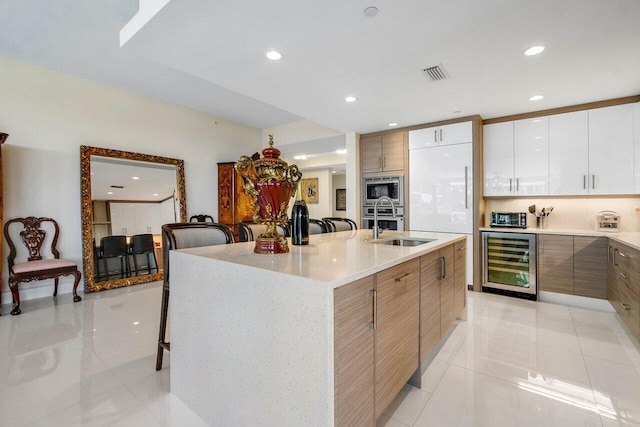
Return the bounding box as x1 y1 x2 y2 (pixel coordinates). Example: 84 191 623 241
484 197 640 232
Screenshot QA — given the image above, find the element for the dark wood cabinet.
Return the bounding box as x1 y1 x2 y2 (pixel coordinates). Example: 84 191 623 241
0 133 7 301
217 162 254 239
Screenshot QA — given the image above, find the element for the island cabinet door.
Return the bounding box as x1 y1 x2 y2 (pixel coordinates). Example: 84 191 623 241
420 251 442 362
454 240 467 316
440 244 456 336
374 258 420 420
334 275 375 427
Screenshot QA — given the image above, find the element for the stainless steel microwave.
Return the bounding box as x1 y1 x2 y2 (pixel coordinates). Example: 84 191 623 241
363 176 404 206
490 212 527 228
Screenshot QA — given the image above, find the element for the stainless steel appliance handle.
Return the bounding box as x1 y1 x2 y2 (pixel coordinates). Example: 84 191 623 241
464 166 469 209
368 289 377 329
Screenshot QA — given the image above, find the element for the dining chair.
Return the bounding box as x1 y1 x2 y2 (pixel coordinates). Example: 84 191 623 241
129 233 158 276
156 222 235 370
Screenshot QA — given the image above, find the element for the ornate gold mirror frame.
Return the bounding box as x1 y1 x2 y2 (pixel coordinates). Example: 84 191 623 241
80 145 187 292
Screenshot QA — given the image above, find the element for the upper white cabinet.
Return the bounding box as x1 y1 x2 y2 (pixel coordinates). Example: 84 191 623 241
484 118 548 196
110 201 172 235
588 103 634 195
409 122 472 149
483 122 515 196
514 117 549 195
485 101 638 197
549 110 589 195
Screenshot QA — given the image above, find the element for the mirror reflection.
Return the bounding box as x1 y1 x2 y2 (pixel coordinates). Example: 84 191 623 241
80 146 186 292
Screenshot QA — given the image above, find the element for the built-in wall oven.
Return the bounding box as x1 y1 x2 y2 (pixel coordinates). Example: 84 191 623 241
362 206 405 231
483 232 537 300
363 176 404 206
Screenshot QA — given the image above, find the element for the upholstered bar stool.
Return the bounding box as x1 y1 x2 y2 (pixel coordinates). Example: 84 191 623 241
156 222 235 370
322 217 358 232
129 233 158 276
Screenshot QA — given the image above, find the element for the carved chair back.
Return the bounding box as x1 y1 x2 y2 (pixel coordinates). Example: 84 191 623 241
5 217 61 269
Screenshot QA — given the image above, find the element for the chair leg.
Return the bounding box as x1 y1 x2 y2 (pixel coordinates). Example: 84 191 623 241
9 279 21 315
53 278 59 297
156 284 170 370
72 270 82 302
103 258 109 281
133 253 139 276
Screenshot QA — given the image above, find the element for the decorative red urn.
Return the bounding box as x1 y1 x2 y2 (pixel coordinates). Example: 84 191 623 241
235 135 302 254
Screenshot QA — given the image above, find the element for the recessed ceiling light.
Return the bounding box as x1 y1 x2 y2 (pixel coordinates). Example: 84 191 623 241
266 50 282 61
364 6 378 17
336 149 347 154
524 45 545 56
332 170 337 174
132 176 139 180
107 191 113 195
153 193 159 196
529 95 544 101
388 122 398 127
345 96 357 103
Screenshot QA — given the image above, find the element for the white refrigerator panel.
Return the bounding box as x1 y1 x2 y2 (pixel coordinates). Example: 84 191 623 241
409 143 472 234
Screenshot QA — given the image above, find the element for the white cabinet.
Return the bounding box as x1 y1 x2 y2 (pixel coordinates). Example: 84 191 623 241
409 122 472 149
514 117 549 195
110 202 173 236
588 103 634 194
549 110 589 195
483 122 514 197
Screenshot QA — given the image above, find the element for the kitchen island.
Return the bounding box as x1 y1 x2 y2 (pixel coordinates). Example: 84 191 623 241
169 229 466 426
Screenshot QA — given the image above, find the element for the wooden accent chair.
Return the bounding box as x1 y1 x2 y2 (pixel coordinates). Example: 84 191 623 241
189 214 215 223
3 217 82 315
322 217 358 232
156 222 235 370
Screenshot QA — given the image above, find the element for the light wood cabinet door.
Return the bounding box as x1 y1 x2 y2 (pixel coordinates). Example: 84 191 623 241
538 234 574 295
334 276 375 427
375 259 420 419
589 103 635 194
381 132 405 172
361 135 383 174
483 122 515 196
439 244 456 336
574 236 608 299
420 251 441 362
454 240 467 316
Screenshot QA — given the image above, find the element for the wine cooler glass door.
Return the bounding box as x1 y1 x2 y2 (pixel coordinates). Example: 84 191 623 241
483 232 537 296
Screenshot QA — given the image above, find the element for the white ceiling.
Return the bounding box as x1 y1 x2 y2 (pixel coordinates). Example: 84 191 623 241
1 0 640 135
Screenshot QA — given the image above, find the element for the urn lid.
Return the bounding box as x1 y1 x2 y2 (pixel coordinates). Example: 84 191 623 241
255 134 288 171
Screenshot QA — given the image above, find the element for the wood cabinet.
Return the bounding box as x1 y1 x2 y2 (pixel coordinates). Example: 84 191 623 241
538 234 574 294
608 240 640 340
217 162 254 238
538 234 608 298
0 133 6 298
361 131 405 174
439 244 456 337
334 275 375 427
454 240 467 315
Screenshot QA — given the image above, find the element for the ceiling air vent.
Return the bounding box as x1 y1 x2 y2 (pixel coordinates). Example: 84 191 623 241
423 64 449 82
110 185 124 189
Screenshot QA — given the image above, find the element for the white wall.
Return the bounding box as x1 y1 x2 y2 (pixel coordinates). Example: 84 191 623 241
295 168 334 219
332 174 347 217
0 56 261 304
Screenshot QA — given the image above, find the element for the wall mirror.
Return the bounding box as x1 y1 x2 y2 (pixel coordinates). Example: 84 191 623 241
80 145 186 292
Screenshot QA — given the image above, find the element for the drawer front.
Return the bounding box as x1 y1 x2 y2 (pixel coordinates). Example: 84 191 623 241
616 277 640 340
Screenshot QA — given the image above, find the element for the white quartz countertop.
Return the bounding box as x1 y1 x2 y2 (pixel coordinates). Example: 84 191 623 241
176 229 466 289
479 227 640 250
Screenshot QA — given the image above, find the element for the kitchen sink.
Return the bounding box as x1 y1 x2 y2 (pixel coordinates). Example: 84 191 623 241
372 237 436 247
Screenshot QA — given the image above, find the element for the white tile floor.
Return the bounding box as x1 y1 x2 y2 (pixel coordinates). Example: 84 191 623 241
1 284 640 426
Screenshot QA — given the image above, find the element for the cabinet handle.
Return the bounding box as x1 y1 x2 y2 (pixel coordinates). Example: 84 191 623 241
614 248 619 266
592 174 595 189
464 166 469 209
583 175 587 190
619 252 628 258
516 178 519 192
439 129 443 142
457 246 466 252
439 256 446 280
434 130 437 143
540 238 544 254
395 273 411 282
383 156 386 169
622 303 631 311
368 289 377 330
608 245 613 263
379 157 382 169
509 178 513 192
619 272 627 279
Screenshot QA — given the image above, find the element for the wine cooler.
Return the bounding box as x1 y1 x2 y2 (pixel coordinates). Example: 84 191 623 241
482 232 537 299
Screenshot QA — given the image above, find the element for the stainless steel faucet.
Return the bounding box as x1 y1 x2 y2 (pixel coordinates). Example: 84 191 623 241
373 196 397 240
